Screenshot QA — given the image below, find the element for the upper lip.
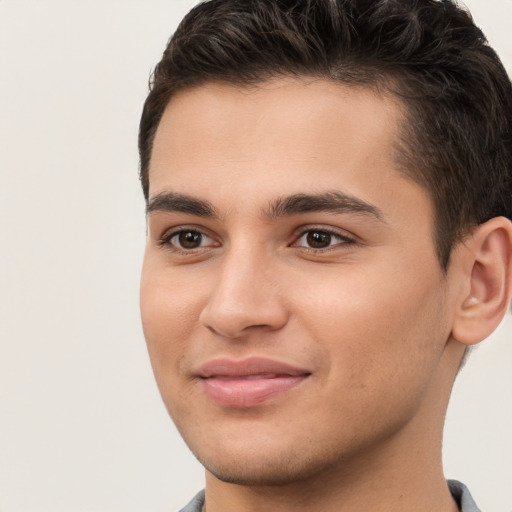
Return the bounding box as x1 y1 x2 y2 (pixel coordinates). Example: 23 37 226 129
197 357 311 378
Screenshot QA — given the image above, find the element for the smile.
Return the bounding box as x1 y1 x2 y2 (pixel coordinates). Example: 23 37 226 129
198 358 311 408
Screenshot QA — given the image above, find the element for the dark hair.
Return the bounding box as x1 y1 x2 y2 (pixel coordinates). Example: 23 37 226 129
139 0 512 268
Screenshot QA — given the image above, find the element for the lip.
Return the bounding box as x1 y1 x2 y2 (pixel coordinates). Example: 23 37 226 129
197 357 311 408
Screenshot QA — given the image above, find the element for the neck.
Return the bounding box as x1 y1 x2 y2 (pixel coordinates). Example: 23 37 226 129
204 435 457 512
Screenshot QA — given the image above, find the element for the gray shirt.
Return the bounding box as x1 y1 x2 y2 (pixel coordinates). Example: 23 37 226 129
178 480 481 512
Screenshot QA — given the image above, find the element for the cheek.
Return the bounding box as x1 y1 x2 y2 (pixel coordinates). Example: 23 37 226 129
140 262 204 381
140 265 211 426
293 261 447 389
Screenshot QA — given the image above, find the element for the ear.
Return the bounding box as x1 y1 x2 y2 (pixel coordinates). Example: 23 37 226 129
451 217 512 346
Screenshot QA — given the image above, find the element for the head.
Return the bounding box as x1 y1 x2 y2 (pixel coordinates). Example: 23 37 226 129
139 0 512 270
138 0 512 493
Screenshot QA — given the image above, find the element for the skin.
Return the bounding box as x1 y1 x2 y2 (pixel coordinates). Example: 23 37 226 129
141 78 478 512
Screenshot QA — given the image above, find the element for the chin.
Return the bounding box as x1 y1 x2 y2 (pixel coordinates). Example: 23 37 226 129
202 455 325 487
190 434 346 487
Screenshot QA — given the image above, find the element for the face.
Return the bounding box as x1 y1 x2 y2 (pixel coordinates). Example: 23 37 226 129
140 79 456 486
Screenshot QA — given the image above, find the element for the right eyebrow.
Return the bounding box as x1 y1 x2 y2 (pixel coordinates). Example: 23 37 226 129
146 192 218 218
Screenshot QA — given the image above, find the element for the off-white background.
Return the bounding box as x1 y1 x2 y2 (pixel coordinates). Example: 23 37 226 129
0 1 510 511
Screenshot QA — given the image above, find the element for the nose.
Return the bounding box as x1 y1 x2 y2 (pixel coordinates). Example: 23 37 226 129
199 248 289 339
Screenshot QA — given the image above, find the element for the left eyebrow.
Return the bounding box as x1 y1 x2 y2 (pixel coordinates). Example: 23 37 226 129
265 191 385 221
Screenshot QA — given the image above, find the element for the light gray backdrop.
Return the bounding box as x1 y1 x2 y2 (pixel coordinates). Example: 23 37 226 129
0 1 510 511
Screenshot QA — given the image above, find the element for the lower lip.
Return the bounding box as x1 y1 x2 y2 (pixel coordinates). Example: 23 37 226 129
201 375 308 407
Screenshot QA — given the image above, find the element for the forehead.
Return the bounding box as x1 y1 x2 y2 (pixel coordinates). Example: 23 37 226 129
149 78 420 214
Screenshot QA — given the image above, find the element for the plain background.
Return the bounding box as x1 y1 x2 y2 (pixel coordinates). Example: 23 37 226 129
0 1 510 511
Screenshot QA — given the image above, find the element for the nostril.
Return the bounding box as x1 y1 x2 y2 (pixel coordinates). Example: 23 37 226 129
198 263 289 337
200 304 289 339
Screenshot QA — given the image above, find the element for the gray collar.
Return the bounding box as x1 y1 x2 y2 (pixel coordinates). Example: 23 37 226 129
448 480 481 512
179 481 481 512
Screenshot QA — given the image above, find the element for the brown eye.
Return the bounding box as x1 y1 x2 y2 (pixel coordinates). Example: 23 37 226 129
178 230 203 249
166 229 216 250
292 228 354 250
306 231 332 248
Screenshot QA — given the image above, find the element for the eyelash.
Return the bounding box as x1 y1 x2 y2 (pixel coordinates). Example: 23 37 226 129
158 227 217 253
157 226 356 254
291 226 356 252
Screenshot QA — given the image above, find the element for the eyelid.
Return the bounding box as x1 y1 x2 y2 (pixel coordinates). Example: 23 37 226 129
158 225 220 251
291 225 357 249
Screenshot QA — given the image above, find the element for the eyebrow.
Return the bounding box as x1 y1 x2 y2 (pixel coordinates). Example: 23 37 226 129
146 190 384 222
265 191 384 221
146 192 218 218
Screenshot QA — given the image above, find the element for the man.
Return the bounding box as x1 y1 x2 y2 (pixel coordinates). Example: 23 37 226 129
138 1 512 511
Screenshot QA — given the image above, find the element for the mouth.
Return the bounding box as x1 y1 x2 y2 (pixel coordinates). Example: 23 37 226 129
197 357 311 408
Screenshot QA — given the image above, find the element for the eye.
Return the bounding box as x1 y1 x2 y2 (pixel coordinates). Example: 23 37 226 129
292 229 353 250
161 229 217 251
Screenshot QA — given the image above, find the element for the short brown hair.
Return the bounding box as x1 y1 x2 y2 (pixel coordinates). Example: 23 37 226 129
139 0 512 268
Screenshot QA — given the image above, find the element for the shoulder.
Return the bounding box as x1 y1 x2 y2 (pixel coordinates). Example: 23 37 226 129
448 480 481 512
177 490 205 512
177 485 480 512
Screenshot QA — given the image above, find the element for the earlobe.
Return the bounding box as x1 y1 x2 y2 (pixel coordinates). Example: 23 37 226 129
451 217 512 346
